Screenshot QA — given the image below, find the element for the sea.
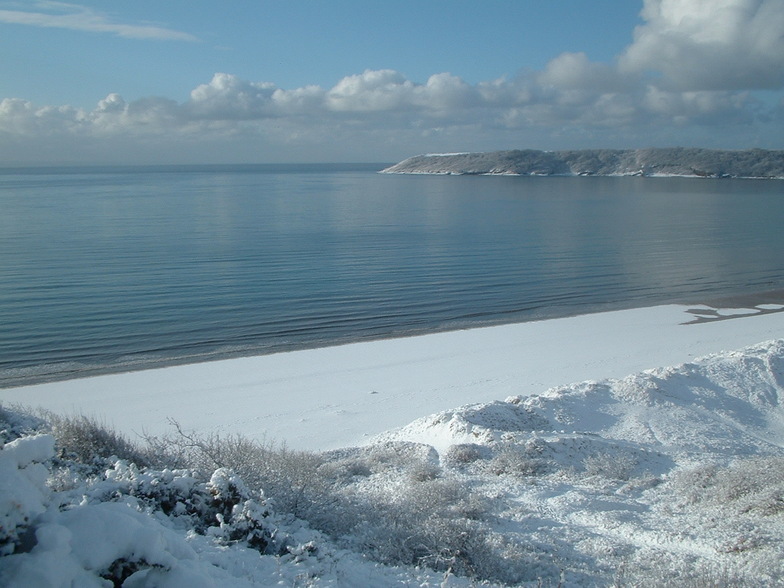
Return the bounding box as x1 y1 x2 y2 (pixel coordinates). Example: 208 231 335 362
2 163 784 388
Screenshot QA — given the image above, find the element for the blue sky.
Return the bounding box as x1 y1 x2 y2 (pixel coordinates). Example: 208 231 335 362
1 0 782 164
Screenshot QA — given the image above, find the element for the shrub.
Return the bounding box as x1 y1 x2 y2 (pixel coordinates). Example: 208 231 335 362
442 443 486 468
351 476 503 580
583 452 638 481
175 431 518 583
0 433 55 556
672 457 784 515
487 442 545 476
149 422 334 522
38 411 150 468
617 560 762 588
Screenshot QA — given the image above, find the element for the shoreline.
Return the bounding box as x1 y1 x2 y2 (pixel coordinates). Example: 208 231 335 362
4 288 784 390
380 148 784 178
3 295 784 452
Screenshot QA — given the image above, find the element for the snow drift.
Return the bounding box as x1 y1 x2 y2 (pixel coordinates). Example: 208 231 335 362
2 339 784 586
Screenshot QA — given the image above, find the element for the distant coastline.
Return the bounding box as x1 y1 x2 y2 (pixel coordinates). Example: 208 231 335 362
381 147 784 179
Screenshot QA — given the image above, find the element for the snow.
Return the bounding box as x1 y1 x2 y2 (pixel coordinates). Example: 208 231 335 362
4 303 784 452
0 435 54 556
2 300 784 586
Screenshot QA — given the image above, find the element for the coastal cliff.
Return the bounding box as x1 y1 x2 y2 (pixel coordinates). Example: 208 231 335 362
381 148 784 178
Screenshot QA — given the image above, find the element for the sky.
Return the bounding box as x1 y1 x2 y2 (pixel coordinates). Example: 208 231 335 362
1 0 783 165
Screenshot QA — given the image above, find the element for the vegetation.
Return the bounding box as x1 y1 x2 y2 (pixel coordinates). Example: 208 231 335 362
2 403 781 586
381 148 784 178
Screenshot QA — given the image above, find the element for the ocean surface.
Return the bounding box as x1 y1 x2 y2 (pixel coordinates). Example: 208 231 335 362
2 164 784 387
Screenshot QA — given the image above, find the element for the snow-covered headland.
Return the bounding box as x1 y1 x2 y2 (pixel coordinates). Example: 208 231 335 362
380 148 784 178
2 298 784 586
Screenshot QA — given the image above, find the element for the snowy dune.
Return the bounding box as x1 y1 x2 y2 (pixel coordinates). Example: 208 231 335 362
3 300 784 451
2 299 784 586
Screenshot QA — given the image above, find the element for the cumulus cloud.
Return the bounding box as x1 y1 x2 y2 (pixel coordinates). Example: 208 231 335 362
188 74 279 119
326 69 412 112
0 63 777 164
0 1 198 41
0 97 86 135
642 86 754 124
414 73 480 111
619 0 784 90
1 0 783 163
539 52 629 93
321 70 482 114
166 58 749 136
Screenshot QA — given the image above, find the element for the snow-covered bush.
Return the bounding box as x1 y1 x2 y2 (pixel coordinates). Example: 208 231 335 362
583 451 638 481
204 468 275 550
672 457 784 515
0 434 55 557
143 423 329 520
354 441 441 474
407 460 442 482
442 443 486 467
671 463 721 505
139 426 532 583
98 460 277 552
0 404 48 444
163 432 528 583
42 412 150 468
487 443 544 476
351 474 500 579
0 409 287 587
616 559 760 588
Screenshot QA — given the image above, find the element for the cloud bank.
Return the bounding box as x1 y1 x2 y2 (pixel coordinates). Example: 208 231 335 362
1 0 782 163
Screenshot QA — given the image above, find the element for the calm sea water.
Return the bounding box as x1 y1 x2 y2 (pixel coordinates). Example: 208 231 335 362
2 164 784 387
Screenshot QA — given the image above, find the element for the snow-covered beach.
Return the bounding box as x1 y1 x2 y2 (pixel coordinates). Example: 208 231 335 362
4 297 784 451
3 297 784 586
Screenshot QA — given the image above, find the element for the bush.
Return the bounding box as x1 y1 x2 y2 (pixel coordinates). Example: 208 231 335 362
39 411 150 468
487 442 545 476
0 410 550 584
672 457 784 515
583 452 638 481
142 422 330 521
0 434 55 556
168 430 522 582
442 443 486 467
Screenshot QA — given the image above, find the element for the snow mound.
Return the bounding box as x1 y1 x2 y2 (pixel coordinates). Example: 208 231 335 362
363 339 784 585
373 339 784 465
0 413 481 587
3 339 784 586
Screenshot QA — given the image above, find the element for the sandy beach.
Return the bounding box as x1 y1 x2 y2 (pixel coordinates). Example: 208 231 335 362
4 297 784 451
4 296 784 586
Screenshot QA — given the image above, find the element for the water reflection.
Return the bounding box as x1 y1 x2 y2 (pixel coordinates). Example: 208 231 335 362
2 168 784 385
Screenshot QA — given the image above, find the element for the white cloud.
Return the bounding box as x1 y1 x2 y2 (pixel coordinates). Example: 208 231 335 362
619 0 784 90
642 86 753 123
0 1 198 41
539 52 629 93
188 73 278 119
271 85 325 114
326 69 414 112
0 97 86 135
2 1 783 164
1 62 779 164
413 73 480 111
